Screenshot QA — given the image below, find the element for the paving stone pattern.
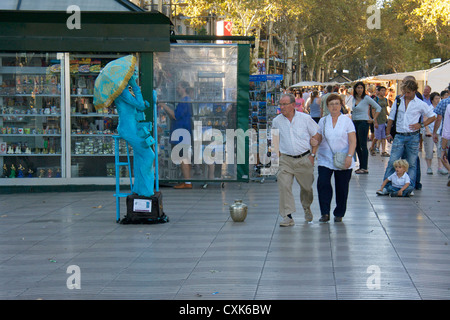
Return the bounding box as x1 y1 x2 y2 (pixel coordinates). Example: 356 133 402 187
1 152 449 300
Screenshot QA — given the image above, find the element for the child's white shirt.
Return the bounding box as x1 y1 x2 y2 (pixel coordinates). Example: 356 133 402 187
388 172 411 188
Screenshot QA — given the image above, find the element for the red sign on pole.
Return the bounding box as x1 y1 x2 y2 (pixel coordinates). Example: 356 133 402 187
216 20 233 43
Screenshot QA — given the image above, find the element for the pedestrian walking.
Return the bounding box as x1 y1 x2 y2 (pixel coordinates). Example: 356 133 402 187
370 86 390 157
320 85 333 117
161 81 193 189
272 93 320 226
439 99 450 186
423 92 447 175
313 94 356 222
351 81 382 174
304 90 321 123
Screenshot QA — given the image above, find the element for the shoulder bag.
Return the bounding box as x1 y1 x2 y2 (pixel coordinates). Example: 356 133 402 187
390 97 400 138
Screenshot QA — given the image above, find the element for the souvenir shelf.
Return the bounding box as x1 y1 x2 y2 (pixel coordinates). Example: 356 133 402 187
249 74 282 179
68 54 129 177
0 53 64 178
0 53 132 180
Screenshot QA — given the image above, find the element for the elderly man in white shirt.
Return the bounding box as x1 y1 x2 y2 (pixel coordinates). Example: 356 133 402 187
272 93 320 226
379 80 436 194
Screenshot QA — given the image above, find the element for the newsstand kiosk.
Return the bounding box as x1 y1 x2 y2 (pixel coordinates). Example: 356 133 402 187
0 10 252 222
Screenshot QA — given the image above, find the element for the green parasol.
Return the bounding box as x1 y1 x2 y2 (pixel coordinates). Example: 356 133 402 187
93 55 137 110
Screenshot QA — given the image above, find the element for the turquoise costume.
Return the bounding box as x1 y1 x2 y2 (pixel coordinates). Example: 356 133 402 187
114 75 155 197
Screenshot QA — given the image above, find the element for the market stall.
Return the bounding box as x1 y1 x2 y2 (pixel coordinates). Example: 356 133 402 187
357 59 450 95
0 9 170 192
0 9 252 192
290 81 323 88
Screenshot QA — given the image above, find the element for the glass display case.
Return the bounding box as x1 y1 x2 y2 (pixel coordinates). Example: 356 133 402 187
0 45 249 186
0 53 134 180
154 45 239 182
68 54 126 177
0 53 64 178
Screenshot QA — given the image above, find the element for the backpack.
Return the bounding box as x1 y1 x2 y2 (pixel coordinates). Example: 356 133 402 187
391 97 400 138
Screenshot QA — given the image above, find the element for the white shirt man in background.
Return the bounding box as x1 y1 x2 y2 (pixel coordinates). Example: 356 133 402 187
381 80 436 195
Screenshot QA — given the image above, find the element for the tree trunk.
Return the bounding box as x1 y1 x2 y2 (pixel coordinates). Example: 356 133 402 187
284 33 297 86
252 28 261 74
297 38 302 83
265 20 273 74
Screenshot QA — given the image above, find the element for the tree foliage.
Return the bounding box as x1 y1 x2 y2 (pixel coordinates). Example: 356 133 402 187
173 0 287 36
394 0 450 50
174 0 450 82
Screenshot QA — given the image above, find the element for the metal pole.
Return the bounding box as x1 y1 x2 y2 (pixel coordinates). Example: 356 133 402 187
153 89 159 192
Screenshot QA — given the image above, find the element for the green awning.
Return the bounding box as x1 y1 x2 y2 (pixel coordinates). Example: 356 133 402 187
0 10 171 52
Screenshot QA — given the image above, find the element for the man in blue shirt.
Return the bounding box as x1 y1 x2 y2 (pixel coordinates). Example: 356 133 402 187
161 81 193 189
423 85 432 105
433 94 450 142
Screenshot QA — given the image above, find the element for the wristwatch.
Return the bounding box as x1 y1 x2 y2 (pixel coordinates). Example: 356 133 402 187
420 123 424 128
310 153 315 157
347 154 352 157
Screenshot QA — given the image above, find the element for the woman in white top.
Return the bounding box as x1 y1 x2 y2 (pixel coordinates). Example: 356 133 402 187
312 94 357 222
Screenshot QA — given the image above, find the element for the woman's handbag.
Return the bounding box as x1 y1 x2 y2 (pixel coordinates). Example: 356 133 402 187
323 117 348 170
332 152 348 170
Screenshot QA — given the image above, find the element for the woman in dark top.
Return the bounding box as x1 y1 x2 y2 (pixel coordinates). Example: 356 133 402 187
351 82 381 174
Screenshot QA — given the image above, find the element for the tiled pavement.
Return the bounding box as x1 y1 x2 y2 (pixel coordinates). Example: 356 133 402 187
1 150 449 300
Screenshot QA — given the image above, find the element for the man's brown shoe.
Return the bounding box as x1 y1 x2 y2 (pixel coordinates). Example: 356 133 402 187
304 208 313 222
173 183 192 189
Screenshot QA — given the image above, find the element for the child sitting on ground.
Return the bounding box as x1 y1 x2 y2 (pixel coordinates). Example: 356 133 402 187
377 159 414 197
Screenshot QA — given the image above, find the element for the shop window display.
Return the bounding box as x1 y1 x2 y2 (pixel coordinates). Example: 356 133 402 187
0 53 133 179
154 45 239 182
249 74 283 179
0 45 248 183
69 54 129 178
0 53 63 178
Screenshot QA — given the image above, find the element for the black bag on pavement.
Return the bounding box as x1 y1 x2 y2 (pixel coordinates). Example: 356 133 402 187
121 192 169 224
